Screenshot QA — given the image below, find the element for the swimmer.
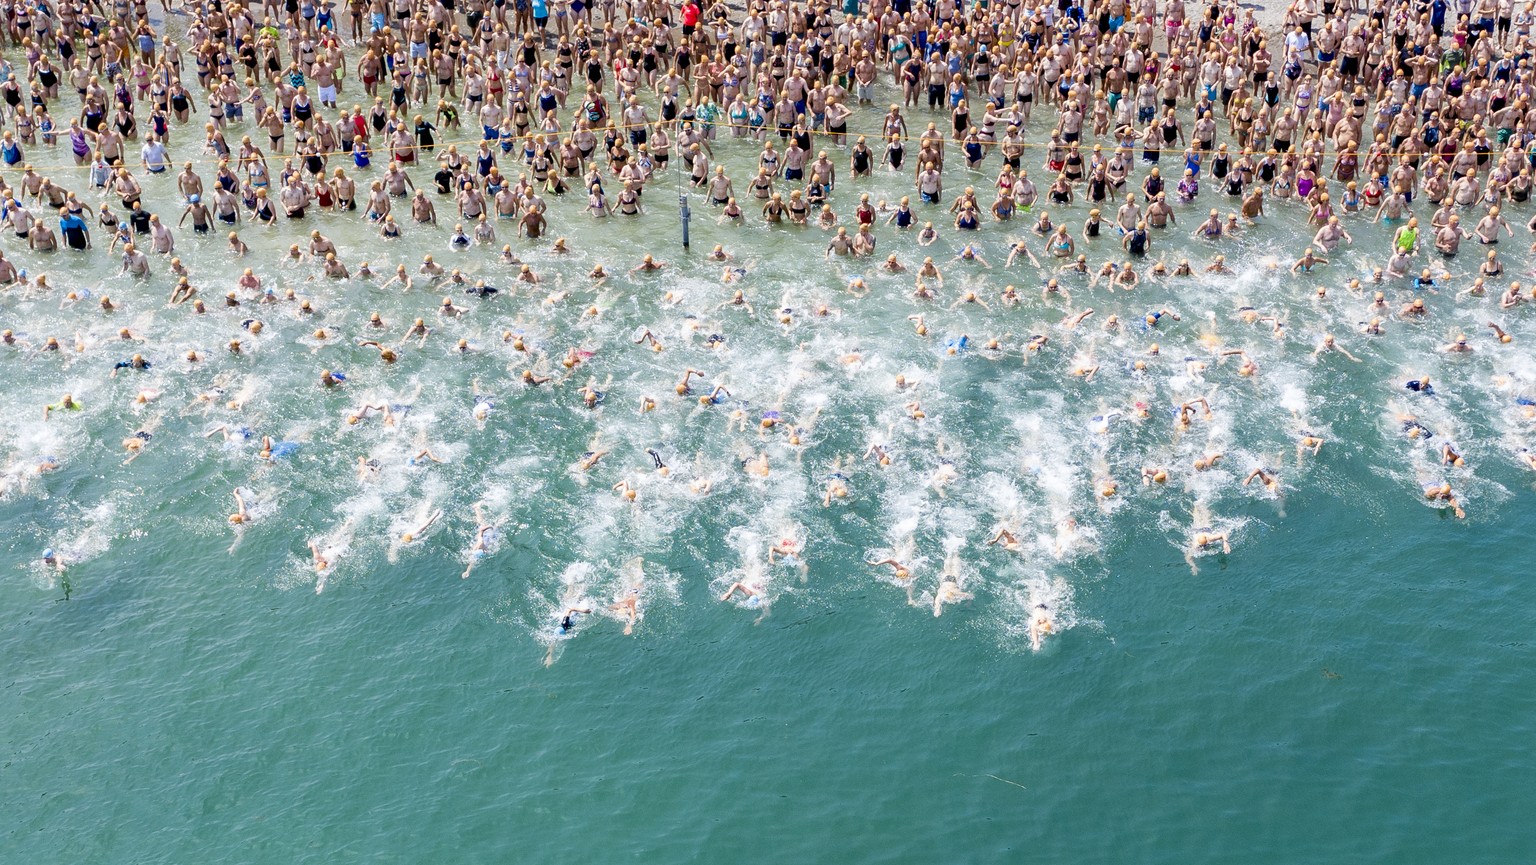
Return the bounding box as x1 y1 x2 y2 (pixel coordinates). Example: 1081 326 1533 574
701 384 733 406
42 393 81 420
399 509 443 545
916 257 944 285
357 341 399 363
932 552 974 618
1193 452 1224 471
955 244 990 267
545 605 595 665
1028 604 1054 652
929 460 959 497
1244 468 1281 494
987 527 1025 552
1185 530 1231 574
353 455 381 480
342 403 389 427
1399 414 1434 440
719 289 754 314
1290 248 1329 273
823 466 851 507
768 533 807 576
609 583 643 636
461 502 501 579
1441 443 1467 468
949 290 991 311
1006 238 1041 267
1298 434 1325 460
719 577 767 610
675 368 707 396
308 541 332 574
228 489 251 525
467 379 498 424
866 557 916 604
1423 482 1466 519
403 318 431 345
1443 334 1474 353
1313 334 1361 361
742 452 770 477
578 376 609 408
1218 349 1258 376
121 416 161 465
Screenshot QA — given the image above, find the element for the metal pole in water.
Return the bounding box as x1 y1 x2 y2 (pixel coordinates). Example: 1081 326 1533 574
679 192 691 249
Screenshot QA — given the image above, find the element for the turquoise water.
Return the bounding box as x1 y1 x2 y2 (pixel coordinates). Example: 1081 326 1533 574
6 488 1534 861
6 20 1536 861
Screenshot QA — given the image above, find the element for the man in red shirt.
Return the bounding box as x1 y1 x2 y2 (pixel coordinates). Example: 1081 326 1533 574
680 0 701 37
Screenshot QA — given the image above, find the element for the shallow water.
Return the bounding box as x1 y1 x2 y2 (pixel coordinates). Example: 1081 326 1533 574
4 20 1536 860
